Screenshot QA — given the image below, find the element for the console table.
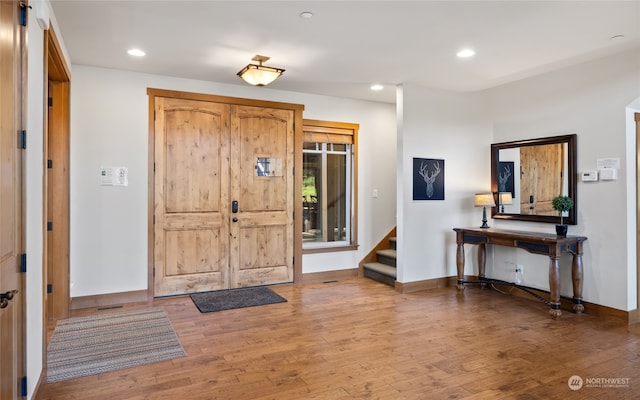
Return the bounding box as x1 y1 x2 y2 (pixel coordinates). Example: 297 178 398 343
453 227 587 318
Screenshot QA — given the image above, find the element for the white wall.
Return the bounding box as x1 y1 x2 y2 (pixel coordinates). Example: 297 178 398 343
486 50 640 311
626 98 640 310
70 65 397 296
396 84 493 282
25 8 45 398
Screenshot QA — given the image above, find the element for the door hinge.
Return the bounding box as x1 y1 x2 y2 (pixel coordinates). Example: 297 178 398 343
19 3 30 27
47 222 53 231
47 284 53 294
20 376 27 397
47 159 53 169
48 97 53 107
18 130 26 149
20 254 26 273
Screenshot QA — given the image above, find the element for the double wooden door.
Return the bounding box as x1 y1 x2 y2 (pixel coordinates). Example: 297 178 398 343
153 95 295 296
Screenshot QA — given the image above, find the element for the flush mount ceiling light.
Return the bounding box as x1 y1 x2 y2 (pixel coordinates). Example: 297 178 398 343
237 55 285 86
127 48 146 57
456 48 475 58
370 84 384 91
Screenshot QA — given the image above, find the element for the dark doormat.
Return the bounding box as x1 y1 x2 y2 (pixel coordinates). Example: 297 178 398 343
190 286 287 313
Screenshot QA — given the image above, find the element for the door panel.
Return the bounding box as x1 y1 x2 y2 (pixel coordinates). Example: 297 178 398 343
0 1 23 398
154 98 230 296
46 79 71 320
230 106 294 288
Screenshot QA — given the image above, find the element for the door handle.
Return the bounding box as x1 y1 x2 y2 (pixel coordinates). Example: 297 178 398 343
0 290 18 309
232 200 238 213
232 217 238 223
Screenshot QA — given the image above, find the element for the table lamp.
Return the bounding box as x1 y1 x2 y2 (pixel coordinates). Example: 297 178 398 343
474 193 496 228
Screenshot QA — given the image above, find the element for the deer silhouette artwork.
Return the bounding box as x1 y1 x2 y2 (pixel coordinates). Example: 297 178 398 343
498 164 512 192
418 160 441 198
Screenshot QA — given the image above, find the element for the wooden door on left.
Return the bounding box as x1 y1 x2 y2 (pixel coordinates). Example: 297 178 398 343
153 98 231 296
0 1 24 398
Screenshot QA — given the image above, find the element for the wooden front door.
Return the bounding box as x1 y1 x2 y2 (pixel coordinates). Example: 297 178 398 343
0 0 24 398
153 97 294 296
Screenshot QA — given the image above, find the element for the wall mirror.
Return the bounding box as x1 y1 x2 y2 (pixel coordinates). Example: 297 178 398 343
490 134 577 224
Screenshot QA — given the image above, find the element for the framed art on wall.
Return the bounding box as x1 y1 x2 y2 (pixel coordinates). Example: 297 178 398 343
497 161 514 197
413 158 444 200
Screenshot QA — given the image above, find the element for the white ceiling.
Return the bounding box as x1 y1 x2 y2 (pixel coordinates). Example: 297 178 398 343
49 1 640 104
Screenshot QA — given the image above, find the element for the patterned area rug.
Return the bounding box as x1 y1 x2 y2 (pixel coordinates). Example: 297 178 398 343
190 286 287 313
46 307 185 383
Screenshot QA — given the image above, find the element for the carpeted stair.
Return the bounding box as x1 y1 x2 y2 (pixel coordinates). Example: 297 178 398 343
363 237 396 286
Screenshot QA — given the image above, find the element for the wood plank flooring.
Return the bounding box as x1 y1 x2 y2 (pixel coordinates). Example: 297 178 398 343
36 278 640 399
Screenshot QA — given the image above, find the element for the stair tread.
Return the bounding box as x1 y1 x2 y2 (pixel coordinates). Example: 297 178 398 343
376 248 397 258
363 262 397 278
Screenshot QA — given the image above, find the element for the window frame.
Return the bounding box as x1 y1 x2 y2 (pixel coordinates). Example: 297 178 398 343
302 119 359 254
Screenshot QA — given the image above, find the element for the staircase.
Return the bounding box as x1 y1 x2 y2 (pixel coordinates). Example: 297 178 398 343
362 236 397 287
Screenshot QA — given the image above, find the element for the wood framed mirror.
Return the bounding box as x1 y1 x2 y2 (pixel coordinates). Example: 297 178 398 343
491 134 577 225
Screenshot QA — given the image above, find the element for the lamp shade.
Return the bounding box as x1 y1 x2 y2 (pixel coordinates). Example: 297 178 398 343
237 64 284 86
474 193 496 207
499 192 513 205
237 55 284 86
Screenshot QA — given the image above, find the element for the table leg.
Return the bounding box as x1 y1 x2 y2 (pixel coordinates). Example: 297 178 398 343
456 241 465 291
572 242 584 313
548 256 562 318
478 243 486 289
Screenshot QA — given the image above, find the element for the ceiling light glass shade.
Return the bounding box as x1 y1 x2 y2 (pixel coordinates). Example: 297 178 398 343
237 64 285 86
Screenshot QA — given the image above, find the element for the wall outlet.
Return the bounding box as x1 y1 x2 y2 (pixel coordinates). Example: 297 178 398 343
515 264 524 284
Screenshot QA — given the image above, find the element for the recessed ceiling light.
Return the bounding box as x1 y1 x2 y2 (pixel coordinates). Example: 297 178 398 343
456 48 475 58
300 11 314 19
127 48 146 57
370 84 384 91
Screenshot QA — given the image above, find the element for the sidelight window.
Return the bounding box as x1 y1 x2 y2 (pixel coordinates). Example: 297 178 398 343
302 120 358 252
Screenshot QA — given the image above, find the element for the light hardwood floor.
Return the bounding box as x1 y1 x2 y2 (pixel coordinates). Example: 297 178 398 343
36 278 640 399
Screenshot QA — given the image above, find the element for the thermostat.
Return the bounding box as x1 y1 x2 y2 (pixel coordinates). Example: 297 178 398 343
581 171 598 182
599 168 617 181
